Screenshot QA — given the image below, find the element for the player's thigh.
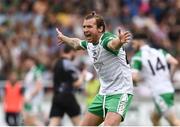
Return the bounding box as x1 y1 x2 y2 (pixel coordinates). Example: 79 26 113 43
106 94 133 122
80 111 103 126
104 112 122 126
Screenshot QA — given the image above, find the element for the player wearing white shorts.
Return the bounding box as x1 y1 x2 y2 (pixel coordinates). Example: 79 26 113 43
56 12 133 126
131 33 180 126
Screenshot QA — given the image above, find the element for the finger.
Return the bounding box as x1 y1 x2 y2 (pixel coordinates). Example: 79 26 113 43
125 37 132 42
118 29 121 35
124 33 132 39
56 28 61 34
57 42 63 46
124 31 131 36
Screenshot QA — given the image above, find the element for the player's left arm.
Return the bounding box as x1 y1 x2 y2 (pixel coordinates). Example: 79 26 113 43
107 29 132 50
166 54 179 78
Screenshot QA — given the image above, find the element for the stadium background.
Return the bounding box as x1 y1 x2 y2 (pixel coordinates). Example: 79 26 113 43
0 0 179 125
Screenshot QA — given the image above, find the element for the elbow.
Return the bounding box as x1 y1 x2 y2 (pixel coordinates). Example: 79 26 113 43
172 59 179 67
175 59 179 66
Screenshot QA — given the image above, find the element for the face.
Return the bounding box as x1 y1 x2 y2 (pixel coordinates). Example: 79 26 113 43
9 72 17 83
83 18 102 43
132 39 141 52
23 59 34 71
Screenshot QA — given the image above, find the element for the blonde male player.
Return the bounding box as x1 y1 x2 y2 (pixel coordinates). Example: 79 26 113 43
56 12 133 126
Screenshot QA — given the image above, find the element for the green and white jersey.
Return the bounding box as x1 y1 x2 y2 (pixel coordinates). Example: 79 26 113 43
80 32 133 95
131 45 174 95
24 66 44 106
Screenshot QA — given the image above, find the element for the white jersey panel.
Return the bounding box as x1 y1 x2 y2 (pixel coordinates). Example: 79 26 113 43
140 45 174 95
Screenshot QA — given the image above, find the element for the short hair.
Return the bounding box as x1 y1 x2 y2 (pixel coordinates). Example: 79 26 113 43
63 44 75 53
85 11 106 32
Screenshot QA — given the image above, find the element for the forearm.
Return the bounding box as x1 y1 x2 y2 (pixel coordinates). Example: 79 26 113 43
170 64 177 80
60 35 82 50
108 38 124 50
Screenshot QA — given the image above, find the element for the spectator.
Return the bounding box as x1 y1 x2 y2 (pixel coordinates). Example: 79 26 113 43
3 70 24 126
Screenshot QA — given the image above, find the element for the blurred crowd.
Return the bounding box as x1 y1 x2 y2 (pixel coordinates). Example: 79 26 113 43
0 0 179 125
0 0 179 81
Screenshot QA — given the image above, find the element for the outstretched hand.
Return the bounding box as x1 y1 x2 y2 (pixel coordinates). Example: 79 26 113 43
56 28 64 46
118 29 132 44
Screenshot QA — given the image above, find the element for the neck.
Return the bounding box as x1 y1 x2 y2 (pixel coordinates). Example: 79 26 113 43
94 32 104 44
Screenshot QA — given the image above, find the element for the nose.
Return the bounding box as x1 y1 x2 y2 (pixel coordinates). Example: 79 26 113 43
83 27 88 33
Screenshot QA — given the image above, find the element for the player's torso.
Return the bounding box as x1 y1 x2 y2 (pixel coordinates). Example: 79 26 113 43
140 46 174 94
86 42 133 95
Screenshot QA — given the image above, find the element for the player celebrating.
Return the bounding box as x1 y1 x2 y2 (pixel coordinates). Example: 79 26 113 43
131 33 180 126
56 12 133 126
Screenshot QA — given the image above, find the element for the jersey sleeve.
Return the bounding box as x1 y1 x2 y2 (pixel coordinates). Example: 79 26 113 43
101 33 119 55
80 40 88 49
131 52 142 71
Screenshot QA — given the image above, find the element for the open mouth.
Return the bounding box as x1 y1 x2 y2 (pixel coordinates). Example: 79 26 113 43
85 33 91 38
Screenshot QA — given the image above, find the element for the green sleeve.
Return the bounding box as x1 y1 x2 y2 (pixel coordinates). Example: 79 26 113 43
131 52 142 70
80 40 88 49
101 32 119 55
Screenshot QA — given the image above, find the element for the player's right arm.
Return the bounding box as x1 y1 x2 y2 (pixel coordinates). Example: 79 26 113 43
131 52 143 85
56 28 84 50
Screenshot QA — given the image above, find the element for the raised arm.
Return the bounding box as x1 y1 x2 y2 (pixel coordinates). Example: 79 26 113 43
108 29 132 50
56 28 83 50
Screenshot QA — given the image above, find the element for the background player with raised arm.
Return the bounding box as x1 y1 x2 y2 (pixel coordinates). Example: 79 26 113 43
56 12 133 126
131 33 180 126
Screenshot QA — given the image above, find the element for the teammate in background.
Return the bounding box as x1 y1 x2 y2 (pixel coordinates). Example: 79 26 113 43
56 12 133 126
3 70 24 126
131 33 180 126
22 55 44 126
49 45 86 126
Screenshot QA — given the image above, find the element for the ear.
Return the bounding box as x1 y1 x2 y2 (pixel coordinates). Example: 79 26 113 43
97 26 103 33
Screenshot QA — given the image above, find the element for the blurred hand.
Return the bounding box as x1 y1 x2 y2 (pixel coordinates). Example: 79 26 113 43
118 29 132 44
56 28 64 46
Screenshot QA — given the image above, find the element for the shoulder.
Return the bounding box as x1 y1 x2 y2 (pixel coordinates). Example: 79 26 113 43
80 40 88 49
100 32 119 55
158 48 169 56
100 32 117 44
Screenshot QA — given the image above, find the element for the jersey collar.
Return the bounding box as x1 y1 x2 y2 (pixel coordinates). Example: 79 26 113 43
98 32 106 44
141 44 150 50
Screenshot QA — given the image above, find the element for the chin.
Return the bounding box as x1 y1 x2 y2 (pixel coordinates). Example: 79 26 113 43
87 38 92 43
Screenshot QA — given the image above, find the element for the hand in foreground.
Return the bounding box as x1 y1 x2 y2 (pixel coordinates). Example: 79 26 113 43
118 29 132 44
